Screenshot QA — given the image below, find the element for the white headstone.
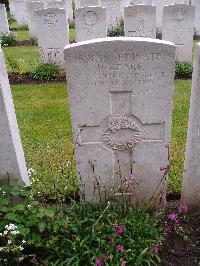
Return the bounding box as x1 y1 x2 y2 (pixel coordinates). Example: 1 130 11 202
175 0 190 4
192 0 200 35
66 0 73 21
64 37 175 209
182 42 200 213
27 1 44 40
75 7 106 41
155 0 174 34
46 0 66 8
162 4 195 63
0 4 10 36
124 5 156 38
9 0 16 18
120 0 130 17
75 0 81 8
14 0 28 25
101 0 122 29
35 8 69 66
80 0 100 7
133 0 153 4
0 48 29 185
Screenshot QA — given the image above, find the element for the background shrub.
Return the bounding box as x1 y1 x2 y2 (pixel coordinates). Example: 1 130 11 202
0 34 16 47
107 20 124 37
33 62 59 82
175 62 193 79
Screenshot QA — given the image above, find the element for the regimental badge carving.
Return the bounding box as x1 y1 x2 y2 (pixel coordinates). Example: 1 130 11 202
173 8 185 22
83 11 98 26
102 116 141 151
44 12 58 28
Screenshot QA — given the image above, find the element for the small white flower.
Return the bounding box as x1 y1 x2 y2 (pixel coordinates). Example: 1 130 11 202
2 191 6 195
11 230 19 235
8 240 12 245
28 168 36 177
22 240 26 244
0 233 2 236
19 246 24 251
3 230 8 235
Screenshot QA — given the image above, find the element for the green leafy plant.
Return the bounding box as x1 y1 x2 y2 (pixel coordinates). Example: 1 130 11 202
0 182 163 266
175 62 193 79
0 34 16 47
107 20 124 37
33 62 59 82
69 20 75 28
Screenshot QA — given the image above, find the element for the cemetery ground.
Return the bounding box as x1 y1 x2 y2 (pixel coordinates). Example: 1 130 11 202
0 27 200 266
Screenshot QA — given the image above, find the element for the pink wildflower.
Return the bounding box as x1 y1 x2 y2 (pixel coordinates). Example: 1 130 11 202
179 202 188 214
168 213 179 223
121 260 127 266
108 239 114 245
96 258 102 266
117 245 125 253
152 246 160 253
128 173 137 180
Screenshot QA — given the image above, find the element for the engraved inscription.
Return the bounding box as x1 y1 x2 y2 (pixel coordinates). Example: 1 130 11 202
173 8 185 22
83 11 98 26
102 116 141 151
44 12 58 28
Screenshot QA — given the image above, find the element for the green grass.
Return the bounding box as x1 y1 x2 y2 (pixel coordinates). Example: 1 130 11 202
11 83 77 198
11 80 191 196
69 27 76 42
169 79 191 194
12 28 76 42
15 30 29 42
3 46 39 73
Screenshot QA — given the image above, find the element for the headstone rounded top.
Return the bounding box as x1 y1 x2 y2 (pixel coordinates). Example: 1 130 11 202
64 37 176 50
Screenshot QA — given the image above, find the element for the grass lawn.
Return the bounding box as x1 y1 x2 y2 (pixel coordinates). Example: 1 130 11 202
11 80 191 197
10 28 76 43
169 79 191 194
11 83 77 198
3 46 39 74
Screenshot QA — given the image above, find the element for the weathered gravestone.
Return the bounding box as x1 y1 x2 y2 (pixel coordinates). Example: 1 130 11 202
124 5 156 38
14 0 28 25
162 4 195 63
80 0 100 7
192 0 200 36
67 0 74 21
64 37 175 209
0 4 10 36
9 0 16 18
182 42 200 213
75 7 106 41
175 0 190 4
0 48 29 185
46 0 66 9
155 0 175 34
133 0 153 4
120 0 130 17
35 8 69 67
101 0 122 29
27 1 44 40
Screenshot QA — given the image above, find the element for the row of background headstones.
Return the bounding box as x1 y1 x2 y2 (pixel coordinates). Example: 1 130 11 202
6 0 200 33
0 1 199 64
13 3 197 64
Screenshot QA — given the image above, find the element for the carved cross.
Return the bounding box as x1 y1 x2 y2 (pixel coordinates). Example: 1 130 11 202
78 91 164 186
